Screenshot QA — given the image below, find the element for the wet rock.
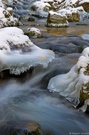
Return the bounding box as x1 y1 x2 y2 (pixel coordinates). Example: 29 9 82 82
28 16 35 22
46 11 69 27
0 122 42 135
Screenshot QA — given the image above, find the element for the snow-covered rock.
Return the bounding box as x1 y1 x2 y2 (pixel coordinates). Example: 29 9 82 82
30 1 51 18
57 7 80 22
48 47 89 112
46 10 69 27
0 27 55 75
25 27 42 38
78 0 89 12
31 1 51 11
0 7 20 28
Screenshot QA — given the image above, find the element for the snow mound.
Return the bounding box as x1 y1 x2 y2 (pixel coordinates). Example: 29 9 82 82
0 27 55 75
48 47 89 112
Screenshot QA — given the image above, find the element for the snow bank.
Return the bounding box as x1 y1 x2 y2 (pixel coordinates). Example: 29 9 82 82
48 47 89 112
0 27 55 75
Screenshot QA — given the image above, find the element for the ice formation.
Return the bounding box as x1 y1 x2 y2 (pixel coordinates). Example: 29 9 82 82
48 47 89 112
0 27 55 75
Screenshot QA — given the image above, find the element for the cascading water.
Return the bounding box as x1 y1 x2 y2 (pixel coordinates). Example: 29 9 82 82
0 54 89 135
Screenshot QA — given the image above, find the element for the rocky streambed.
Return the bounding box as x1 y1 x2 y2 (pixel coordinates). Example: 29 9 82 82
1 0 89 134
0 18 89 135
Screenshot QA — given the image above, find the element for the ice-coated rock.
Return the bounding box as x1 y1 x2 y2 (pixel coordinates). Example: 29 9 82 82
0 27 55 75
48 47 89 112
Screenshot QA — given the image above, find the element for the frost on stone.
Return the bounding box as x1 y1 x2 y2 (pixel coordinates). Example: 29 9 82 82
48 47 89 112
0 6 20 28
0 27 55 75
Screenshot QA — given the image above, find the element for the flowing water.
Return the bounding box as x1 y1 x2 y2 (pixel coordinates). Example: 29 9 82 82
0 53 89 135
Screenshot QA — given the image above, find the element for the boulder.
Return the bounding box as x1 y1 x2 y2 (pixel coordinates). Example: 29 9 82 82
25 27 42 38
76 1 89 12
30 1 51 18
67 12 80 22
48 47 89 112
57 8 80 22
0 122 42 135
30 1 51 12
79 3 89 12
46 11 69 27
0 7 20 28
